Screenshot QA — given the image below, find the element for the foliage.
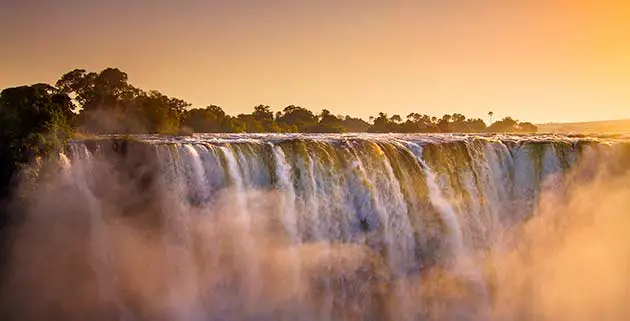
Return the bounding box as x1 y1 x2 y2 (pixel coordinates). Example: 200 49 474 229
487 117 537 133
56 68 189 134
181 105 243 133
276 105 318 132
45 67 539 135
0 84 73 198
136 91 189 134
316 109 346 133
341 116 370 132
47 67 538 135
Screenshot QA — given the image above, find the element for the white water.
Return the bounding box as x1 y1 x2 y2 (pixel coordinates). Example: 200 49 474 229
66 145 133 321
14 133 629 321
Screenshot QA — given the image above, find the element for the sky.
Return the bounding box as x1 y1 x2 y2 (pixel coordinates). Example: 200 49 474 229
1 0 629 123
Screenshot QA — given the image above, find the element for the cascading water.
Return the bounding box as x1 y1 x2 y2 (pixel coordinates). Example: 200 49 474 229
65 144 134 321
3 133 630 321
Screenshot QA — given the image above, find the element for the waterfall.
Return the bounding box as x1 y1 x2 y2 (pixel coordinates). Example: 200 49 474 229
272 145 299 242
65 145 133 321
10 133 630 321
413 143 466 263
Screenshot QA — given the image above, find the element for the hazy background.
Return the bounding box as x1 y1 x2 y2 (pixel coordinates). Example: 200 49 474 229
1 0 629 123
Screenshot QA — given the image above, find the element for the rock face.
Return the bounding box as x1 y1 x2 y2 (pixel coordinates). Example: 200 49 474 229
1 133 629 320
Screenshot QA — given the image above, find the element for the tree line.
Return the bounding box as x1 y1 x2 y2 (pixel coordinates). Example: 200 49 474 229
4 67 538 137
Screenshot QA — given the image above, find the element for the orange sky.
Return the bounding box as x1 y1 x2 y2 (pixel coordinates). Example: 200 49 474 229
1 1 629 123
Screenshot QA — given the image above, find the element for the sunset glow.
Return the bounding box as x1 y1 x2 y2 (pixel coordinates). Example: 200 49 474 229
1 0 629 122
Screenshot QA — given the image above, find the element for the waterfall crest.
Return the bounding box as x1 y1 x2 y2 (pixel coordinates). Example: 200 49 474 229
3 133 630 321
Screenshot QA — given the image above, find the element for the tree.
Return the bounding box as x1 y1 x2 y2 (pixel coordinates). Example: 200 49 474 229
136 91 189 134
451 113 466 123
437 114 453 132
253 105 274 122
276 105 318 132
56 68 194 134
56 68 140 133
368 112 396 133
342 116 370 132
41 67 542 136
486 117 538 133
518 122 538 133
0 85 73 200
56 69 97 108
182 105 242 133
487 117 519 132
250 105 280 132
401 113 437 133
235 114 265 132
464 118 487 132
57 68 134 112
316 109 345 133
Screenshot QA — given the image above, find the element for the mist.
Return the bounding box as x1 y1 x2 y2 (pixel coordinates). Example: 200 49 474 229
1 138 629 321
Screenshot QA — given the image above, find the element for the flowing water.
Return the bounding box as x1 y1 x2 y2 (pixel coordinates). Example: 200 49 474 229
2 133 630 321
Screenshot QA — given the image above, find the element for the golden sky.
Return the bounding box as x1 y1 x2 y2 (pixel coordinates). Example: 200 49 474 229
1 0 629 123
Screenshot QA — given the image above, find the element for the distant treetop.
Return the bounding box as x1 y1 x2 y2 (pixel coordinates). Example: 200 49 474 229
4 67 537 136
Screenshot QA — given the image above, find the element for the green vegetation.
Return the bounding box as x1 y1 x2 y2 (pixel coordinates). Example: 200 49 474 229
0 84 73 198
49 67 536 136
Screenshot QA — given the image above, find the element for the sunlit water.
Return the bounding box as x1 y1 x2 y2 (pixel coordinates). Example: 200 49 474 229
3 133 630 321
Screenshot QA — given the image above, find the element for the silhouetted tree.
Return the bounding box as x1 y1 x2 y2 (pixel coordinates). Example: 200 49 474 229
342 116 370 132
517 122 538 133
437 114 453 132
0 84 73 200
368 112 393 133
20 67 538 136
276 105 318 132
316 109 346 133
464 118 488 132
55 68 193 134
251 105 279 132
485 117 537 133
136 91 189 134
182 105 243 133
